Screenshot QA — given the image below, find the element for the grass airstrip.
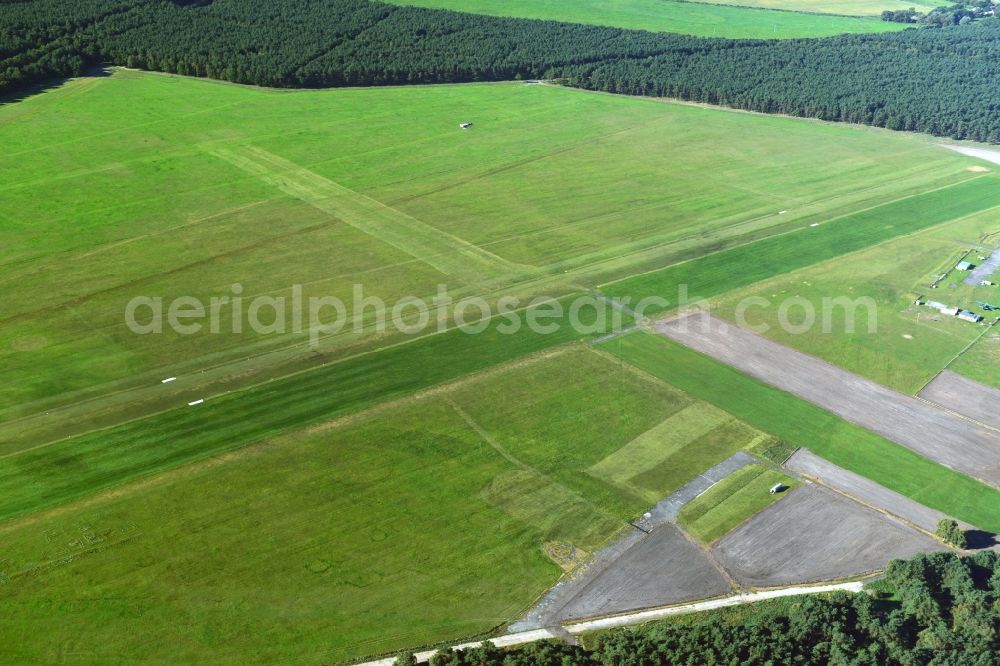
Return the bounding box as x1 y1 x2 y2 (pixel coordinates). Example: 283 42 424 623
387 0 909 38
2 70 999 662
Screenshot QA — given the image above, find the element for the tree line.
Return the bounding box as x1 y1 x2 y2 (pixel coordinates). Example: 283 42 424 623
403 551 1000 665
2 0 1000 141
882 1 995 25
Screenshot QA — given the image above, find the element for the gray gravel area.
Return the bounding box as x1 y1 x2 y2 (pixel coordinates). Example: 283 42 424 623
553 523 732 622
713 485 946 587
963 249 1000 286
509 527 648 632
634 452 757 530
655 312 1000 488
513 452 757 630
919 370 1000 430
785 449 969 534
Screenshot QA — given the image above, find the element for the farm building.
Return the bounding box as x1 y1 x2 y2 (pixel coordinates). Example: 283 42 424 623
940 307 960 316
958 310 984 323
459 122 473 129
957 260 975 271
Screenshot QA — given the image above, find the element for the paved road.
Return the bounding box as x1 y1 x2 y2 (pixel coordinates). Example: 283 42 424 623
919 370 1000 431
352 582 865 665
655 312 1000 488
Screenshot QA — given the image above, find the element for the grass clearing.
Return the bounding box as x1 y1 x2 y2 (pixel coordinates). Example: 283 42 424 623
1 70 979 445
0 400 551 664
480 469 622 553
679 464 798 543
2 71 998 663
606 331 1000 533
445 347 692 518
387 0 907 37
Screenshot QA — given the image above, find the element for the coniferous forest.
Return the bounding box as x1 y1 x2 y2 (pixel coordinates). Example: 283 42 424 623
3 0 1000 140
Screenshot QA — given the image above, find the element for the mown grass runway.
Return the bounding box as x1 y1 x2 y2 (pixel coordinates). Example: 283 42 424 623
2 70 973 445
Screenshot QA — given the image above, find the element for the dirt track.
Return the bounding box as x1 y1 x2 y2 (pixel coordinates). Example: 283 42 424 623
919 370 1000 430
655 312 1000 488
713 485 945 587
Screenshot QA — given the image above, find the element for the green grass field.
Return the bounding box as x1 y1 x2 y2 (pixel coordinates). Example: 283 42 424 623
3 70 999 663
694 0 939 16
602 174 1000 324
587 398 775 503
607 332 1000 533
678 464 798 543
0 346 765 663
387 0 908 37
2 70 977 450
950 324 1000 390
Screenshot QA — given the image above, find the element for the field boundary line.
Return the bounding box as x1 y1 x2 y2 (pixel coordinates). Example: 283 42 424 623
447 400 526 469
448 398 626 527
916 316 999 396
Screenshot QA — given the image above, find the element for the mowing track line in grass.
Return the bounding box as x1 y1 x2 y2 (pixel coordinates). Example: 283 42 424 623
601 174 999 312
207 144 524 282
